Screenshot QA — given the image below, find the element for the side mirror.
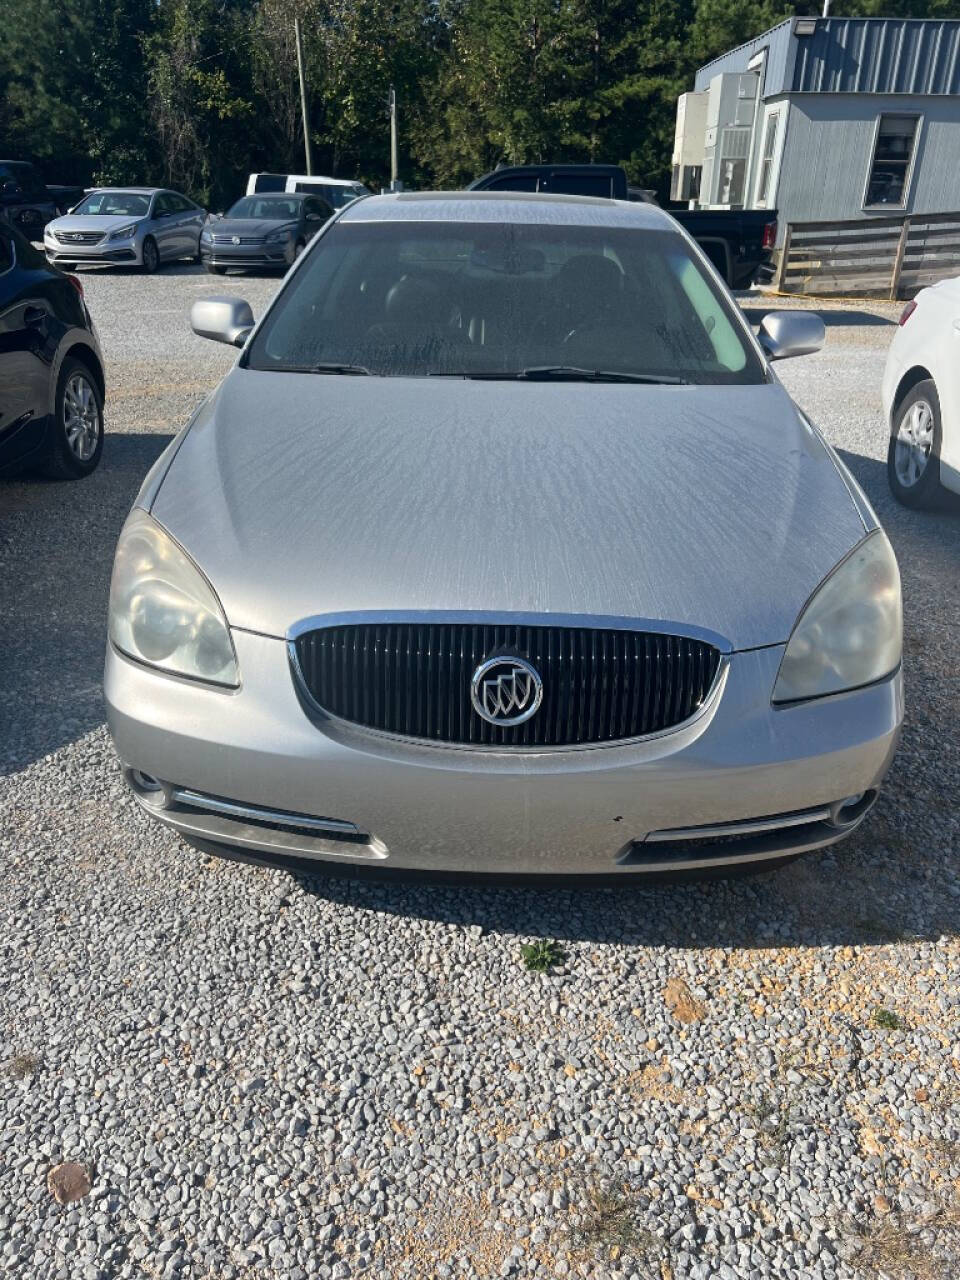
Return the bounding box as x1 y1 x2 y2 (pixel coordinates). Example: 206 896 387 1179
1 181 23 202
758 311 825 361
191 296 255 347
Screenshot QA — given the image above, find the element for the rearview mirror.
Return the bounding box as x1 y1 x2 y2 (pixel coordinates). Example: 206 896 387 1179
757 311 825 361
191 296 255 347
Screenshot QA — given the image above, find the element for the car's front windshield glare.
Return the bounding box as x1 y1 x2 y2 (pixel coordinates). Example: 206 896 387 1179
74 192 152 217
246 221 763 384
228 196 301 220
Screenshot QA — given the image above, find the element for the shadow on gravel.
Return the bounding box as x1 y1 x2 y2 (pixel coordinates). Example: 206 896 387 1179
740 306 896 329
0 432 173 776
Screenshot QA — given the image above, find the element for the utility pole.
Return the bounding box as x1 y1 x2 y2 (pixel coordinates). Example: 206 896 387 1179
389 86 398 189
294 17 314 176
822 0 831 14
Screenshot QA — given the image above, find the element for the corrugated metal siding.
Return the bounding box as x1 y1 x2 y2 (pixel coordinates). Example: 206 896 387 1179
792 18 960 95
694 20 795 95
694 18 960 97
774 94 960 233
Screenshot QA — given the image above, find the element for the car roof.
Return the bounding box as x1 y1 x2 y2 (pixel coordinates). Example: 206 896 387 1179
282 174 364 187
338 190 675 230
87 186 162 195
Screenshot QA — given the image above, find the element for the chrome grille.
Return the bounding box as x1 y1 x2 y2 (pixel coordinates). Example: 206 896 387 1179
55 231 104 245
210 233 265 245
293 623 722 747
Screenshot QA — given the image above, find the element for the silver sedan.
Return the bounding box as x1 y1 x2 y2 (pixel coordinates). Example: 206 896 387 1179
43 187 205 272
104 193 903 878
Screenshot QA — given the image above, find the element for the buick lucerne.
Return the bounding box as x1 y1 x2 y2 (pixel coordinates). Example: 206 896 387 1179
104 193 903 877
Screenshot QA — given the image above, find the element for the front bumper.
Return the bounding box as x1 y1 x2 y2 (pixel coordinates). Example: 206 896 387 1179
44 239 139 265
105 630 903 876
201 245 291 269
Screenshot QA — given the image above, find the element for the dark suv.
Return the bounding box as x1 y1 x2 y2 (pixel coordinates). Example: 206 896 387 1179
0 222 105 479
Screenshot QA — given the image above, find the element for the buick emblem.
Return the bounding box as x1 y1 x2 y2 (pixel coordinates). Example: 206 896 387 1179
471 656 543 727
231 235 241 245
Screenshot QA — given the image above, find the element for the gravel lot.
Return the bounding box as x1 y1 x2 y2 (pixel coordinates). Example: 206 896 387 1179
1 264 958 1280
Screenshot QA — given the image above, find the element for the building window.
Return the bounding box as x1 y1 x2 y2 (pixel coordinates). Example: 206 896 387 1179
755 111 781 206
864 115 920 209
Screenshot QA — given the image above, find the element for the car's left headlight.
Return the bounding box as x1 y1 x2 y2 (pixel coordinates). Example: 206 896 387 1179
773 530 901 704
108 223 139 241
265 228 291 244
109 510 239 687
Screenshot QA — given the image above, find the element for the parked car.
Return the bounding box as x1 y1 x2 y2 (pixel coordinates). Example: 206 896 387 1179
43 188 205 273
245 173 370 209
0 159 86 239
201 192 334 274
0 222 105 479
881 278 960 508
468 164 777 289
105 192 902 879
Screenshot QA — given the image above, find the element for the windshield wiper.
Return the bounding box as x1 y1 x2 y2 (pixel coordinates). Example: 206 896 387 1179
517 366 687 384
463 366 686 384
262 362 370 375
308 362 370 375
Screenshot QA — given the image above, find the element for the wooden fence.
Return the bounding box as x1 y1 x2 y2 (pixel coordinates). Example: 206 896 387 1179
774 210 960 300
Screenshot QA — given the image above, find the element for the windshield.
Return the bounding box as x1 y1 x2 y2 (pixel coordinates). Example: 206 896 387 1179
246 221 764 384
328 186 367 208
227 195 301 220
73 191 152 217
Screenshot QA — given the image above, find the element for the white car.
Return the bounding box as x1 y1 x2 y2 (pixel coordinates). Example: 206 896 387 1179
881 277 960 507
244 173 369 209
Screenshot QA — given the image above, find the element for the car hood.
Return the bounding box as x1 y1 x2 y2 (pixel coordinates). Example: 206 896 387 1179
212 218 295 236
151 371 866 650
47 214 145 234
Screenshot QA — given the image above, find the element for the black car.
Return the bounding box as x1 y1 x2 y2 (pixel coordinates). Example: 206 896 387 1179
468 164 777 289
0 222 105 479
200 192 334 274
0 159 85 238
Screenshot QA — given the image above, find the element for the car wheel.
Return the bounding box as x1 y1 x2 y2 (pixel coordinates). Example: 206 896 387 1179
42 358 104 480
141 236 160 274
206 264 226 275
887 379 943 509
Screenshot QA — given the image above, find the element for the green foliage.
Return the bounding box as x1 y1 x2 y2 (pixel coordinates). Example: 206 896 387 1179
872 1007 905 1031
4 0 959 206
519 938 565 972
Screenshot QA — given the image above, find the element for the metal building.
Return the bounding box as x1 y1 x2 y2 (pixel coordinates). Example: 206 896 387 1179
673 17 960 240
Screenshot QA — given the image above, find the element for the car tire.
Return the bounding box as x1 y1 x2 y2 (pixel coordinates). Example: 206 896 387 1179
41 357 104 480
141 236 160 274
206 264 226 275
887 378 943 509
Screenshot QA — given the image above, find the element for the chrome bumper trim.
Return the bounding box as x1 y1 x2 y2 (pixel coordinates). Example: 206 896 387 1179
170 787 359 836
645 805 832 842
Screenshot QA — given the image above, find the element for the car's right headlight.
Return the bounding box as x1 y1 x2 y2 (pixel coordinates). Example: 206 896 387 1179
200 228 213 243
772 530 901 703
109 510 239 687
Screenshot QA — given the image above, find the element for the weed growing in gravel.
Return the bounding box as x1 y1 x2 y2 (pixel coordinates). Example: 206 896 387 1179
872 1007 905 1031
847 1204 960 1279
745 1087 795 1161
520 939 565 972
571 1183 657 1262
5 1052 40 1079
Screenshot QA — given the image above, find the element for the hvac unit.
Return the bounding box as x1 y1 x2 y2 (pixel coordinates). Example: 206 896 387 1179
671 91 707 203
701 72 758 207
